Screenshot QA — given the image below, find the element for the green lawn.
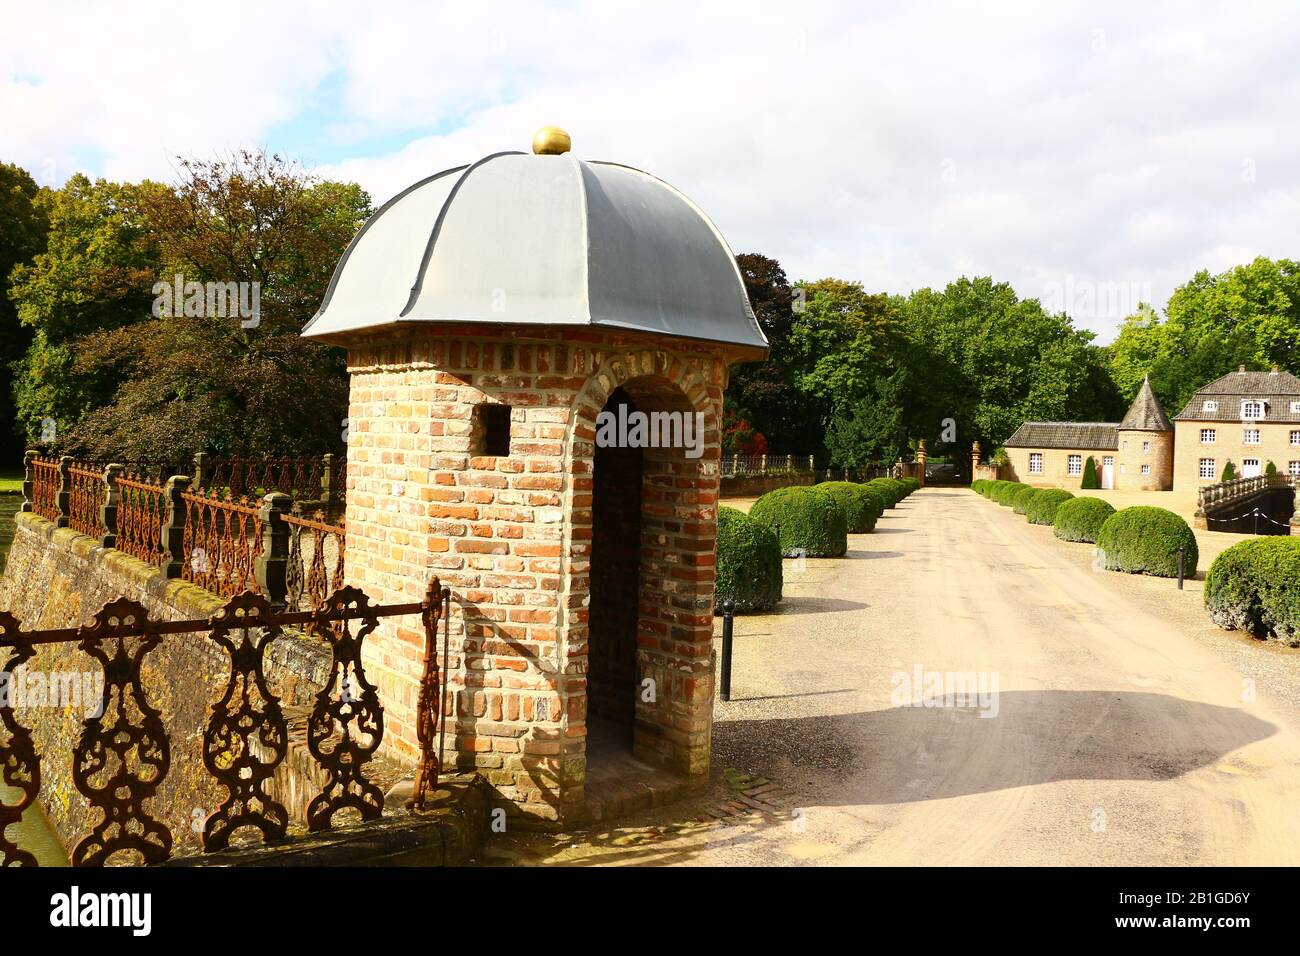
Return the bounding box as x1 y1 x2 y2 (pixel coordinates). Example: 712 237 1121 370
0 471 21 573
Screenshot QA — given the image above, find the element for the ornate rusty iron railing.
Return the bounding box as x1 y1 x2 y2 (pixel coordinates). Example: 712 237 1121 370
0 579 448 867
203 456 327 500
66 463 106 539
21 451 349 607
26 456 59 521
0 612 40 867
115 473 170 566
182 488 262 598
284 509 345 612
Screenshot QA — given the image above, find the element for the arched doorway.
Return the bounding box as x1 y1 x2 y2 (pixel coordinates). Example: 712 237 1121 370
587 386 643 740
579 370 716 811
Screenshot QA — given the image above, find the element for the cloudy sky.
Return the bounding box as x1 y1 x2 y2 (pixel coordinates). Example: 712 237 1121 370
3 1 1298 342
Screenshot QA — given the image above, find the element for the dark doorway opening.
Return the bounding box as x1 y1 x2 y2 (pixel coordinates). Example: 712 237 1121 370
588 387 642 744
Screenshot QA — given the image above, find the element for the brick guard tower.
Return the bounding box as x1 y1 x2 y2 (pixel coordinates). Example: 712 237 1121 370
303 127 768 826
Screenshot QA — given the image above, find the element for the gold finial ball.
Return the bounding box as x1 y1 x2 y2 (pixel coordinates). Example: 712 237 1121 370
532 126 572 155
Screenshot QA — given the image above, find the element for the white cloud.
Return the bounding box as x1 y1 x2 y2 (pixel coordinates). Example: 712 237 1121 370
3 0 1299 342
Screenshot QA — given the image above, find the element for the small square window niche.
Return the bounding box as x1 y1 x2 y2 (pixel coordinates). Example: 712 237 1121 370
473 403 512 456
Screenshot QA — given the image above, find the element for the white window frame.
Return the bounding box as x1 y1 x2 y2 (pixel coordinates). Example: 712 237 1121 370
1243 458 1261 477
1290 461 1300 478
1067 454 1082 477
1203 400 1219 414
1028 453 1043 475
1291 430 1300 447
1244 428 1261 445
1200 428 1216 444
1199 458 1216 480
1242 400 1265 420
1140 464 1150 476
1142 440 1150 454
1291 401 1300 414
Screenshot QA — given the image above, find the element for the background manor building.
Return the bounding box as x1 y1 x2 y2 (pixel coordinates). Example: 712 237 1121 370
1171 365 1300 491
1003 377 1173 490
1003 367 1300 493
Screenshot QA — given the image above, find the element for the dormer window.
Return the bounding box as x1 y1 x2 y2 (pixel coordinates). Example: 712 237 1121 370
1203 400 1218 414
1291 401 1300 414
1242 400 1266 420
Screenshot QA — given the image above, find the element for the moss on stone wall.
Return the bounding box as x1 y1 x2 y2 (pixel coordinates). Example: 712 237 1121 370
0 512 333 857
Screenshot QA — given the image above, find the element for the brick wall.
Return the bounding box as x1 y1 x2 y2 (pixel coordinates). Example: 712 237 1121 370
341 325 730 825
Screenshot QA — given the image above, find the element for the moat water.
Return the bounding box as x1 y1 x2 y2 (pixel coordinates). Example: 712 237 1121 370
1 784 68 866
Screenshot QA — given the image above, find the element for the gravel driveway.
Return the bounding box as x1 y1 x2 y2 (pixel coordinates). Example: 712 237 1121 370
486 487 1300 866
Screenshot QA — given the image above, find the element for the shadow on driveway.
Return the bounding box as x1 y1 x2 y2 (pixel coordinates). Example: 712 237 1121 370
714 690 1275 804
772 596 871 615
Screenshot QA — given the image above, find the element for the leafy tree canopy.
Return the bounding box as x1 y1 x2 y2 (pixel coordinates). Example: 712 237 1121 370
0 162 50 462
1109 257 1300 416
9 151 371 460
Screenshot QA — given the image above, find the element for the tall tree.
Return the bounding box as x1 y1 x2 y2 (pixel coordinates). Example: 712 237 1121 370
724 253 813 453
788 278 907 465
897 277 1122 456
10 152 371 460
66 151 372 459
9 173 164 451
1106 258 1300 417
0 162 50 462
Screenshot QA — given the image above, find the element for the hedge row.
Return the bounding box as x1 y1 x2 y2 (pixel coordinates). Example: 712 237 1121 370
1052 497 1115 542
974 478 1300 650
722 475 921 614
815 481 884 533
1204 538 1300 646
971 482 1196 579
1096 506 1199 578
716 506 783 612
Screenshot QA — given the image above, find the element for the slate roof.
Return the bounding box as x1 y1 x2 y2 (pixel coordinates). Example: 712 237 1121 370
302 151 767 352
1003 422 1119 450
1173 367 1300 423
1118 376 1173 432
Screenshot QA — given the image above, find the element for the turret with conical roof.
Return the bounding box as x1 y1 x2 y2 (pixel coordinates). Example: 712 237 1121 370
1117 375 1173 489
1119 375 1173 432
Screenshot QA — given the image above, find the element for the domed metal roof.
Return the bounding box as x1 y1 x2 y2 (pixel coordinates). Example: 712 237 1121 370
302 148 766 352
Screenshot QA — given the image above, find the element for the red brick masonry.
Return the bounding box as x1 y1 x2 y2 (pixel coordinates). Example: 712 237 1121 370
341 324 740 825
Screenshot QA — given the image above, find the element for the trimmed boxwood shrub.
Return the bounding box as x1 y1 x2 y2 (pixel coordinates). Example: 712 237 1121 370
814 481 883 533
993 481 1029 506
1052 497 1115 542
1081 456 1100 490
1011 486 1040 514
1026 488 1073 525
1096 506 1198 578
972 479 988 495
714 506 783 613
749 486 848 557
986 479 1012 501
866 477 906 507
899 476 920 495
1204 538 1300 646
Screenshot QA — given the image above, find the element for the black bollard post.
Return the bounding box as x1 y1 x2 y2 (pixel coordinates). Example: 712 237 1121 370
1178 544 1185 590
720 599 735 702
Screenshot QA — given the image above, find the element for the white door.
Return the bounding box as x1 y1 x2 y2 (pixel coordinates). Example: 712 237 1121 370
1242 458 1261 478
1101 456 1114 490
